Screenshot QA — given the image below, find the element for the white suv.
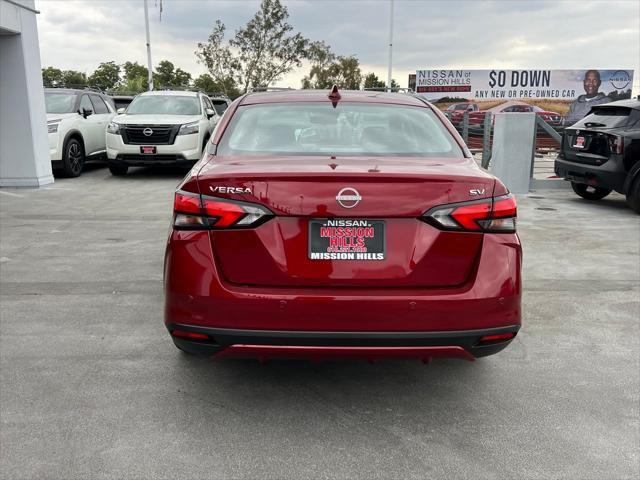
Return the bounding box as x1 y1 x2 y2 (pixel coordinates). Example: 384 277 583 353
45 88 116 177
106 90 220 176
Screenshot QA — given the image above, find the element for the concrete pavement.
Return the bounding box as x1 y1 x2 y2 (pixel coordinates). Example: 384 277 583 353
1 165 638 479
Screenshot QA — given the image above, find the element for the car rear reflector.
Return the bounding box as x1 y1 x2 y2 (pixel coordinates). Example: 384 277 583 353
423 194 517 233
478 332 515 344
173 191 274 230
171 330 210 341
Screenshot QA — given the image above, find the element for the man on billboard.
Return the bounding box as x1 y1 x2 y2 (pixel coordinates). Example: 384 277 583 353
566 70 612 124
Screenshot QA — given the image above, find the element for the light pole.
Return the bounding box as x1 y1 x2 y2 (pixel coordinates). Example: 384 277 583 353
387 0 394 92
143 0 154 91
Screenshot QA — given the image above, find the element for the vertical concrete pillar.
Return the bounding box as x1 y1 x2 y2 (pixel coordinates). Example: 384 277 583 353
0 0 53 187
489 112 536 194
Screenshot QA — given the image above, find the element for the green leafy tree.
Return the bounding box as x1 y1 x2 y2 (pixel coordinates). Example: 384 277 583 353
122 62 148 83
302 43 362 90
193 73 241 99
363 72 385 89
363 73 400 91
154 60 192 89
61 70 88 88
88 61 120 91
42 67 63 87
196 0 309 93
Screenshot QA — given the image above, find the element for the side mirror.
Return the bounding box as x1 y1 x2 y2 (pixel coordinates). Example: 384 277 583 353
81 108 93 118
116 107 125 114
205 108 216 119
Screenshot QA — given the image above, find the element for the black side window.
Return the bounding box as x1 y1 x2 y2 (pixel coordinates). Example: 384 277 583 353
79 95 93 112
89 94 109 114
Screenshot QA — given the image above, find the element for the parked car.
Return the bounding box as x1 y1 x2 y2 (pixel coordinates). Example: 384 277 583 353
106 90 220 175
45 88 115 177
206 93 232 116
444 102 479 124
554 99 640 212
164 88 522 362
468 102 562 126
110 95 135 112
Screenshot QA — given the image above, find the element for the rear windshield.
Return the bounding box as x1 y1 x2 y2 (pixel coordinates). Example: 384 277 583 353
126 95 201 115
45 93 77 114
217 102 464 158
573 107 635 129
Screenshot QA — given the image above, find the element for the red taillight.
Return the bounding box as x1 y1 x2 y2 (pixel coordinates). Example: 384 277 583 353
173 190 273 230
478 332 515 344
424 194 517 233
171 330 210 341
608 134 624 155
450 202 491 231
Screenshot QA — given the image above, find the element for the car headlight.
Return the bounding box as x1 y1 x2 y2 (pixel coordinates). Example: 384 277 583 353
47 121 61 134
178 121 199 136
107 122 121 134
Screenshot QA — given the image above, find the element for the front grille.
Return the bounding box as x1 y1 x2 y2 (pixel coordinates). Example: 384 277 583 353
121 125 178 145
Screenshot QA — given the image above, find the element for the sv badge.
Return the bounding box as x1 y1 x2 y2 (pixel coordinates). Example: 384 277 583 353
469 189 485 196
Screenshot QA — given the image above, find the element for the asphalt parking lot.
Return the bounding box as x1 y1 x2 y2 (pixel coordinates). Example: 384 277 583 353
1 165 638 480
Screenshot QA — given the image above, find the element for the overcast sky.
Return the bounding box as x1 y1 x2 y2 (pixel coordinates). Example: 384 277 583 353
35 0 640 92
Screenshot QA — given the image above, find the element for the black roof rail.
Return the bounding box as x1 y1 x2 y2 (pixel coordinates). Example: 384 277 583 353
249 86 295 93
363 87 413 93
205 91 231 99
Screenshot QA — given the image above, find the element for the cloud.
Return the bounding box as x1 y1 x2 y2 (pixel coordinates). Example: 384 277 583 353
35 0 640 91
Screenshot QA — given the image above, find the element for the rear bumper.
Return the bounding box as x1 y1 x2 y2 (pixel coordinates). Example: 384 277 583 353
168 323 520 360
554 156 627 193
164 230 522 358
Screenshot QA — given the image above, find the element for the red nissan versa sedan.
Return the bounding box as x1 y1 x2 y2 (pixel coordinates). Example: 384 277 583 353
163 87 521 362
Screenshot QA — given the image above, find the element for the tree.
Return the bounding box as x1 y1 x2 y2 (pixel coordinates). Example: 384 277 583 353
363 73 400 91
122 61 148 83
302 42 362 90
193 73 241 99
61 70 88 88
154 60 191 89
42 67 63 87
88 61 120 91
196 0 309 93
363 72 385 89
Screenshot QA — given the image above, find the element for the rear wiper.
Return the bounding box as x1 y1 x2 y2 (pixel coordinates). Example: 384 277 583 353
583 122 607 127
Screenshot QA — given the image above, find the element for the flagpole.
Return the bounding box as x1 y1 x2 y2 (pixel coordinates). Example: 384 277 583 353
387 0 394 92
144 0 154 90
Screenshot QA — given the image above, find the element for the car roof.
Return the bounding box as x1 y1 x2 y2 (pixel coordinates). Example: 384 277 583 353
594 99 640 110
239 89 429 107
139 90 200 97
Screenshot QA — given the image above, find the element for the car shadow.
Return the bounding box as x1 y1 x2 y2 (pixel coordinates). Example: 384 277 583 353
123 166 193 179
167 353 488 416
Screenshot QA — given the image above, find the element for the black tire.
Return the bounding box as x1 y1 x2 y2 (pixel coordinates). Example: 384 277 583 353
570 181 612 201
108 163 128 176
625 176 640 213
60 138 85 178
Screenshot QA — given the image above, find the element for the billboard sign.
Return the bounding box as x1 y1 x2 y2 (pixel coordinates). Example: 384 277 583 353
414 69 634 122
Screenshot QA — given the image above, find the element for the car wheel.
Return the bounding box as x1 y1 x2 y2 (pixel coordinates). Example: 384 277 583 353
108 164 128 176
625 176 640 213
61 138 85 178
570 181 612 200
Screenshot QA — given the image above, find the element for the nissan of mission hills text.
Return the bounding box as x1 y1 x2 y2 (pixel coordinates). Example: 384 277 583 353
106 90 221 175
163 87 522 363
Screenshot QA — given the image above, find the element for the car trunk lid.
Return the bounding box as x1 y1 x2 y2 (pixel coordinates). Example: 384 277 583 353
198 156 494 288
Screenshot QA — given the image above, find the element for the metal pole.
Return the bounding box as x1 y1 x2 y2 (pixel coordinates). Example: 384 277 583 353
144 0 154 91
387 0 394 91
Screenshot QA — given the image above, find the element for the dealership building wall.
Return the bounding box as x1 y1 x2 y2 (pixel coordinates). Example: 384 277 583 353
0 0 53 187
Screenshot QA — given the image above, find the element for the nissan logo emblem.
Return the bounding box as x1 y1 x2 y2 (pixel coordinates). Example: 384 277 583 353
143 128 153 136
336 187 361 209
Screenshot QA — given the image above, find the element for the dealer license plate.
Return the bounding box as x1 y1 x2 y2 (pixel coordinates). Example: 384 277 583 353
308 219 385 261
573 136 585 149
140 146 157 154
